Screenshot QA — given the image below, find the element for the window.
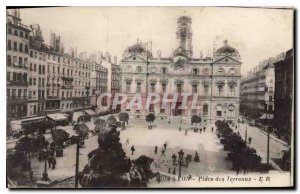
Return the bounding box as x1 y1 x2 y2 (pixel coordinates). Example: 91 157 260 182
136 82 141 93
7 72 11 81
228 105 235 117
192 84 197 93
18 57 23 66
229 85 235 96
269 96 273 102
203 68 209 75
25 45 28 53
177 83 182 93
217 105 222 116
13 42 17 51
25 33 29 39
13 56 17 66
193 68 198 75
19 43 23 52
229 68 236 75
203 104 208 115
39 65 42 74
7 55 11 66
192 109 197 115
150 83 156 92
34 64 37 72
19 31 24 38
217 68 224 75
204 84 209 94
217 85 223 96
14 30 18 36
126 82 131 92
30 51 33 57
29 78 32 85
162 67 166 74
137 66 142 72
162 83 166 92
268 105 273 112
8 28 12 34
7 40 12 50
160 108 165 113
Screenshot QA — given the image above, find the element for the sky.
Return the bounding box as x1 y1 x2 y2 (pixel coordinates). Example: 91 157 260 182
19 7 294 75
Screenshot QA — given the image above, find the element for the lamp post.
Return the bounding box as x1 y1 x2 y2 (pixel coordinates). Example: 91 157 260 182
41 150 49 181
178 149 184 180
74 136 80 188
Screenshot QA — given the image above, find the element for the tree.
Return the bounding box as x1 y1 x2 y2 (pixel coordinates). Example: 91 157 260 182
94 119 107 132
79 125 156 187
74 123 89 140
191 115 201 128
146 113 155 128
52 129 70 148
107 115 117 127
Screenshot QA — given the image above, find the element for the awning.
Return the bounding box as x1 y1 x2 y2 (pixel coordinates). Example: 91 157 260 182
73 111 85 122
47 113 68 121
94 107 109 114
84 109 97 116
10 116 46 131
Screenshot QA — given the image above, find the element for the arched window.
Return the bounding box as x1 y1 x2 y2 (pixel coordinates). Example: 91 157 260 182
228 105 235 117
203 68 210 75
192 68 198 75
136 66 142 72
216 105 223 116
217 68 224 75
203 104 208 115
228 68 236 75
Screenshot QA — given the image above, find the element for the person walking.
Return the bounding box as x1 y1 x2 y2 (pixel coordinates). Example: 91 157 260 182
126 138 129 145
200 128 202 133
185 129 188 135
168 168 171 173
47 155 52 169
203 127 206 132
51 157 57 169
163 142 167 149
172 167 176 175
154 146 158 154
131 145 135 155
161 149 165 157
211 127 214 132
248 137 252 144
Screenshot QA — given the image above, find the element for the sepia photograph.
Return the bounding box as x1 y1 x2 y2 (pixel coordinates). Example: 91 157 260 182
5 6 294 188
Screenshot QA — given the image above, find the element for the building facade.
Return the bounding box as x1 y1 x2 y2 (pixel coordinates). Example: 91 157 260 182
120 16 242 122
274 49 294 139
240 58 276 122
6 9 31 125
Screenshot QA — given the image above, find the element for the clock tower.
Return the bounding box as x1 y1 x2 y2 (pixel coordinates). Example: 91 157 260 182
176 16 193 58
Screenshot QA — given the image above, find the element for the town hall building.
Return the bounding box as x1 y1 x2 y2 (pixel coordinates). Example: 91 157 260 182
120 16 242 123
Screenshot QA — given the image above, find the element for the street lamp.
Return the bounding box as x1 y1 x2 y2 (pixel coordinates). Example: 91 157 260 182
41 149 49 181
178 149 184 180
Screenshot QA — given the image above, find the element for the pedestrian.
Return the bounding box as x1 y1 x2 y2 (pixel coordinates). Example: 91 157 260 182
200 128 202 133
185 129 187 135
172 154 177 165
126 138 129 145
131 145 135 155
156 173 161 183
154 146 158 154
172 167 176 175
179 126 181 131
168 168 171 173
163 142 167 149
161 149 165 157
248 137 252 144
48 155 52 169
203 127 206 132
211 127 214 132
52 157 57 169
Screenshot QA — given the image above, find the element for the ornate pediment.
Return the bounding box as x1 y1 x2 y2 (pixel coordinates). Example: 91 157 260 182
201 80 211 85
215 79 225 85
159 78 169 83
190 79 200 85
121 54 147 63
213 56 241 65
227 79 238 86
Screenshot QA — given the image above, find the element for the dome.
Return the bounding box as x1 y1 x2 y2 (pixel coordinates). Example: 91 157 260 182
214 40 240 60
122 42 152 59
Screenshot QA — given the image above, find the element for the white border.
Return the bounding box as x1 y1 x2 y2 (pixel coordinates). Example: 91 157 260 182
1 1 298 193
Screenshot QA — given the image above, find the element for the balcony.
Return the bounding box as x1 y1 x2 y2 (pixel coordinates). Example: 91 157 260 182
7 81 28 87
61 76 74 81
7 95 28 101
62 85 73 90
